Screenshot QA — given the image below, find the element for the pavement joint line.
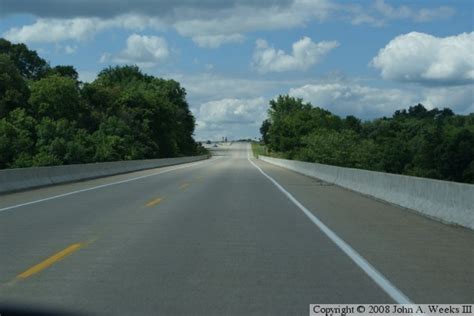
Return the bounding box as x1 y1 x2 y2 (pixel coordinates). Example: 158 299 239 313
179 183 190 190
247 145 413 304
16 242 86 280
146 197 163 207
0 157 220 213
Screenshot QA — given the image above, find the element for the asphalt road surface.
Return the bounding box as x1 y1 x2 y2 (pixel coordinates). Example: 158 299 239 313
0 142 472 315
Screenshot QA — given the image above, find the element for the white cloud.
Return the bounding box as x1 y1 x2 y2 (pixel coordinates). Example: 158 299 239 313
64 45 77 54
2 1 456 48
194 97 268 139
289 82 474 118
421 86 474 114
191 34 245 48
289 83 417 118
253 37 339 73
198 97 267 125
372 32 474 86
2 15 165 44
373 0 455 23
102 34 169 67
3 18 103 43
169 73 282 101
173 0 331 46
348 0 455 26
372 0 412 20
4 0 452 25
54 44 78 54
2 0 332 47
3 0 333 48
415 6 456 22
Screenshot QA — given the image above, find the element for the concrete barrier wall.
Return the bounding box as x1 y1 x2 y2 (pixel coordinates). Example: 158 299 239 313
0 155 208 194
259 156 474 230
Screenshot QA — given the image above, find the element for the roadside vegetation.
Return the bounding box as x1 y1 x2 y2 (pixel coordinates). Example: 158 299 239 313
0 39 206 169
259 95 474 184
251 142 284 159
251 142 267 158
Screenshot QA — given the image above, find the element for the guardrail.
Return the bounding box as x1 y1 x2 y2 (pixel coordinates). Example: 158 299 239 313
259 155 474 230
0 155 209 194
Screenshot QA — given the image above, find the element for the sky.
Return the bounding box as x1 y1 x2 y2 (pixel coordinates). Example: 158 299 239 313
0 0 473 141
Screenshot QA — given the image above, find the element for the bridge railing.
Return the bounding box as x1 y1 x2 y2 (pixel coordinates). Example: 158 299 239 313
0 155 209 194
259 155 474 230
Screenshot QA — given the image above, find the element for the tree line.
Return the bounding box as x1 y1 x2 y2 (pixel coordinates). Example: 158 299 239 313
260 95 474 183
0 39 206 169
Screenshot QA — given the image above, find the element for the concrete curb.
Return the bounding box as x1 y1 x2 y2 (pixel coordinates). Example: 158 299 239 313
0 156 208 194
259 155 474 230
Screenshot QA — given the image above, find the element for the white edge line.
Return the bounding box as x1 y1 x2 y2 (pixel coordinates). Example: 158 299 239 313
0 157 218 213
247 144 413 304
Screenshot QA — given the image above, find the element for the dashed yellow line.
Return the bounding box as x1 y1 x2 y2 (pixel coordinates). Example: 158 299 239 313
17 242 84 280
179 183 190 190
146 197 163 207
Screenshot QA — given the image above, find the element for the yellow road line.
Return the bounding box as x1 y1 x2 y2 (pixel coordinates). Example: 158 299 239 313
146 197 162 207
179 183 190 190
17 243 83 280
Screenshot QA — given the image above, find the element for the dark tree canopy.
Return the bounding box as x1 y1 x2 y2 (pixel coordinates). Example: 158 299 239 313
47 65 79 80
0 54 30 117
0 39 50 80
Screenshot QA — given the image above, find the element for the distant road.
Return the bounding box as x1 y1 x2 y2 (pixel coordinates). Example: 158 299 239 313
0 143 472 315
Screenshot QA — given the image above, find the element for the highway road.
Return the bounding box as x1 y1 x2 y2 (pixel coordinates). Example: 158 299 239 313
0 142 473 315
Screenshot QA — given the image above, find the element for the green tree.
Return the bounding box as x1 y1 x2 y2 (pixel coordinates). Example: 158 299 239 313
0 54 29 117
0 38 50 80
266 95 342 156
260 119 271 144
260 97 473 183
87 66 198 158
343 115 362 133
437 128 474 182
0 41 203 170
29 74 86 121
33 117 94 166
296 129 376 168
0 109 36 168
47 65 79 81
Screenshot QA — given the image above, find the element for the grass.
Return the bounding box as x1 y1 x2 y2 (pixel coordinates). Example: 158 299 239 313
251 142 287 159
251 142 267 158
252 142 288 160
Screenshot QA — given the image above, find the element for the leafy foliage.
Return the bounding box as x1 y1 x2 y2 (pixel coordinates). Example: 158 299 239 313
0 39 49 80
0 39 205 169
261 96 474 184
0 54 29 117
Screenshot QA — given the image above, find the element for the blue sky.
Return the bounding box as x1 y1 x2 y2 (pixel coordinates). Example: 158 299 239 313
0 0 473 140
